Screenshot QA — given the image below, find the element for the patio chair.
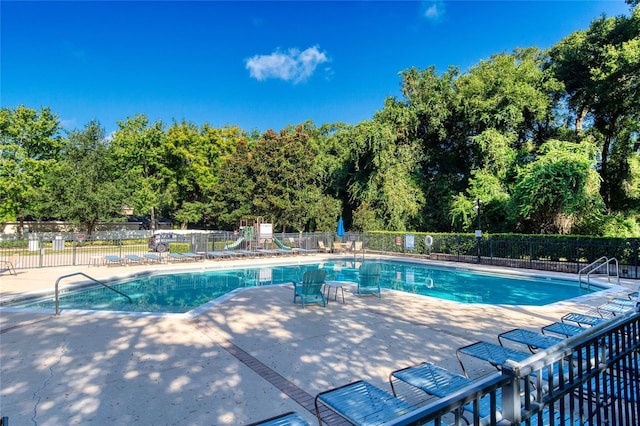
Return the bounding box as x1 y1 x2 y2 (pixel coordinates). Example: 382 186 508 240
316 241 331 253
456 341 532 378
389 361 503 425
498 328 564 353
561 312 608 327
0 254 18 275
245 411 309 426
292 269 327 308
144 253 164 263
206 251 230 260
125 254 144 265
104 255 124 266
542 322 587 338
167 253 186 262
331 241 346 253
180 252 203 261
357 262 382 298
314 380 417 426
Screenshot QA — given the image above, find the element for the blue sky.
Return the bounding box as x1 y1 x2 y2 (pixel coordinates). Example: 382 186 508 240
1 1 632 136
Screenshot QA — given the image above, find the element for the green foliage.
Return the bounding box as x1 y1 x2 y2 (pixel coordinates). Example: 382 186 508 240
0 106 62 226
513 140 603 234
169 243 191 253
42 120 126 235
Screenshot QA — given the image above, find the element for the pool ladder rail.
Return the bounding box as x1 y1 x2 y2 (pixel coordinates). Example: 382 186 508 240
54 272 132 316
578 256 619 290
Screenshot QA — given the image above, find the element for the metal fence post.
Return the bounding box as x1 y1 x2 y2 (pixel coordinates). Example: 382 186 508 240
633 239 640 279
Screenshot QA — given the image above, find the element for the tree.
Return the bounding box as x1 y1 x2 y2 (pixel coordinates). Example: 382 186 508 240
549 7 640 209
511 140 603 234
44 121 125 235
0 106 62 234
109 114 172 230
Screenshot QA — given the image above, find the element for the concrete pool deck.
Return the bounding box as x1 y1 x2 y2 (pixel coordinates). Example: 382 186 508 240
1 255 637 425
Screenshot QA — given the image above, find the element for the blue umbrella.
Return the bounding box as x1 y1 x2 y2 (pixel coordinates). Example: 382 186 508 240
336 217 345 238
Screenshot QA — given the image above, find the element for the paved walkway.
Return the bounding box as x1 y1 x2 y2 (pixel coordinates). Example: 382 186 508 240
0 256 636 425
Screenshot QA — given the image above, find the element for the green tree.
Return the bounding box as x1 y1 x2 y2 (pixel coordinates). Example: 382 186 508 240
512 140 603 234
110 114 172 229
44 121 125 235
549 7 640 209
0 106 62 232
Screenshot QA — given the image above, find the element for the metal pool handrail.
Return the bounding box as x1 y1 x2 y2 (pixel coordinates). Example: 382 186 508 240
578 256 619 289
54 272 132 316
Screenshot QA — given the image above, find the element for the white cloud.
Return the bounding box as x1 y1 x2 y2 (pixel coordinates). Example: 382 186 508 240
245 46 329 84
422 1 445 21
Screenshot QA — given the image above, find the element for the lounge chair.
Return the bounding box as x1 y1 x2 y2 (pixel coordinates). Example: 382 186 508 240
206 251 230 260
598 298 635 316
561 312 607 327
0 254 18 275
125 254 145 265
498 328 564 353
245 411 309 426
167 253 186 262
357 262 382 298
331 242 346 253
456 341 532 378
314 380 417 426
144 253 164 263
542 322 586 338
316 241 331 253
389 361 503 425
180 252 203 261
292 269 327 308
104 255 124 266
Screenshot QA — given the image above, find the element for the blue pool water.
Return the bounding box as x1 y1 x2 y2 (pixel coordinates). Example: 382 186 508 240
2 261 598 313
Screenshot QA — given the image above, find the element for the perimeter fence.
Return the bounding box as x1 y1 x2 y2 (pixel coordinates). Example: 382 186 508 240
0 230 638 279
365 232 640 280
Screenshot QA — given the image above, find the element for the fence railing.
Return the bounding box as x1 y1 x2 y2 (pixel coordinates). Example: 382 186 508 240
1 231 638 280
385 311 640 426
364 233 640 279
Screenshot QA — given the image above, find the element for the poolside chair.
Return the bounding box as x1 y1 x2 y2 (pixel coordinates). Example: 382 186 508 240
144 253 164 264
104 255 125 266
245 412 309 426
561 312 608 327
331 241 346 253
389 361 504 425
314 380 417 426
498 328 564 353
456 341 532 378
0 254 18 275
316 241 331 253
180 252 203 261
357 262 382 298
206 251 229 260
292 269 327 308
125 254 144 265
167 253 186 262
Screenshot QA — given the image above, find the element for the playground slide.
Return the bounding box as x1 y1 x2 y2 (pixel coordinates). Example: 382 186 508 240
224 237 245 250
272 237 293 250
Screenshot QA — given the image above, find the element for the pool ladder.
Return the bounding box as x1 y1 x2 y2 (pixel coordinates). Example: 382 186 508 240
54 272 132 316
578 256 619 290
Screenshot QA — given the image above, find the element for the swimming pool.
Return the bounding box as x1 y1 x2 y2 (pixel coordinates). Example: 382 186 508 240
1 260 600 314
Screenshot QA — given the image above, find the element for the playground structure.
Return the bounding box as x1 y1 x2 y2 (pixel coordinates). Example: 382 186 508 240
225 217 285 250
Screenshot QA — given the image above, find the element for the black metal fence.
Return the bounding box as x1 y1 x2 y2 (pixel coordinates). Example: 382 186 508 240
1 230 638 280
365 233 640 279
386 311 640 426
0 231 341 269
